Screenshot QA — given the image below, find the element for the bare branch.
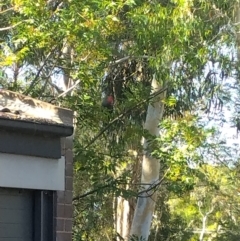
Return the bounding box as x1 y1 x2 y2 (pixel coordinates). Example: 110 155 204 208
0 21 22 31
47 80 63 94
56 80 80 98
110 56 130 65
109 55 153 66
0 7 14 14
24 46 59 95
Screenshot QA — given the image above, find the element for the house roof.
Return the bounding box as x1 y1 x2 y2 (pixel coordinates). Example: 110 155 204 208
0 89 74 137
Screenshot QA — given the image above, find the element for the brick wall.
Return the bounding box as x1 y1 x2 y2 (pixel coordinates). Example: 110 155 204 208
55 137 73 241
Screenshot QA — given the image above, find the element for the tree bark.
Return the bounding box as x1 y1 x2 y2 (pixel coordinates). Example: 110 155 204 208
116 197 134 240
198 204 215 241
62 42 73 91
130 77 165 240
115 152 141 240
233 3 240 59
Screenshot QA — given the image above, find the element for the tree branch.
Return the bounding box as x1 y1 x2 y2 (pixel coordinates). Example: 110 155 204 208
0 22 22 31
137 169 170 198
72 183 112 201
0 7 14 14
56 80 80 98
84 86 168 149
24 46 58 95
109 55 154 66
73 169 169 201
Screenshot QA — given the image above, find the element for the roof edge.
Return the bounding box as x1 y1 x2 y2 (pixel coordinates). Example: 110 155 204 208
0 117 73 137
0 89 73 127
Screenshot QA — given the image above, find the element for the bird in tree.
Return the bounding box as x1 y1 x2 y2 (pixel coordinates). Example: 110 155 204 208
102 94 114 110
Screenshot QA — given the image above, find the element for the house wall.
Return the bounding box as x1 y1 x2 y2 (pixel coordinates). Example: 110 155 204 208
0 153 65 190
55 137 73 241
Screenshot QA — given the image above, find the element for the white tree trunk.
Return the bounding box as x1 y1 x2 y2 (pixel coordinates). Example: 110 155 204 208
115 153 141 240
233 3 240 59
130 77 165 240
198 204 215 241
116 197 134 240
62 42 73 91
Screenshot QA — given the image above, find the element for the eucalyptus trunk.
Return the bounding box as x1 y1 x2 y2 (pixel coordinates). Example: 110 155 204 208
116 197 134 240
233 2 240 58
115 152 142 240
130 77 165 240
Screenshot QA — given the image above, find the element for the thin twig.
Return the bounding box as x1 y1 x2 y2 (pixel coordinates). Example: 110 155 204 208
73 170 169 201
138 169 170 198
73 183 115 201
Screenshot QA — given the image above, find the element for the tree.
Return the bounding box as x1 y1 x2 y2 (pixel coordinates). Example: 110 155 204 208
1 0 240 240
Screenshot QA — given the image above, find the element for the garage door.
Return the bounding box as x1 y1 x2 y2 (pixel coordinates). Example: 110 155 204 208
0 188 33 241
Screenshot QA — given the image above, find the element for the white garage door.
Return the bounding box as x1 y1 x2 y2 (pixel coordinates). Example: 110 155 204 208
0 188 33 241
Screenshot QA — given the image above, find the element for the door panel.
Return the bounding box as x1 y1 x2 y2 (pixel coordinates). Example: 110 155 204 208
0 188 33 241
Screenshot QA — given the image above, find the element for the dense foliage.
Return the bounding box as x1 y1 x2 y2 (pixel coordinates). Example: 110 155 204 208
1 0 240 240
